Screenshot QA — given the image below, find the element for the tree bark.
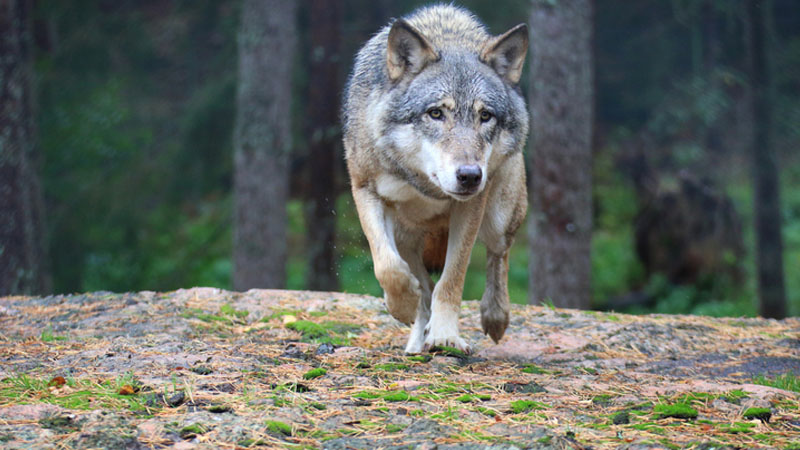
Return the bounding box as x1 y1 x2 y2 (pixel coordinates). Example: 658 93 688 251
304 0 342 292
528 0 594 309
745 0 786 319
233 0 297 290
0 0 51 295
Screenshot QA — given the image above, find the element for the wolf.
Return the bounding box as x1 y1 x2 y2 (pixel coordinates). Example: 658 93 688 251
343 4 529 354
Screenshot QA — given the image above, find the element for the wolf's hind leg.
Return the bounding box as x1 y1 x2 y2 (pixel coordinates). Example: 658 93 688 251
481 251 511 343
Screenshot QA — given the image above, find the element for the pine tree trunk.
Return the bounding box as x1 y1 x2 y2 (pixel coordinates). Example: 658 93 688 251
746 0 786 319
528 0 594 309
0 0 51 295
233 0 297 290
305 0 341 292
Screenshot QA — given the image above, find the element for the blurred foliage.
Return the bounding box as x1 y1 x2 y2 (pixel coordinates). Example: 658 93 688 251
31 0 799 317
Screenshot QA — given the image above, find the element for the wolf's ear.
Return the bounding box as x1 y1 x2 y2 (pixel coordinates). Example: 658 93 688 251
481 23 528 85
386 19 438 82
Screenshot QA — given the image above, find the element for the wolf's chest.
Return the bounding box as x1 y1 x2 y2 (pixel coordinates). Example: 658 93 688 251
375 173 451 225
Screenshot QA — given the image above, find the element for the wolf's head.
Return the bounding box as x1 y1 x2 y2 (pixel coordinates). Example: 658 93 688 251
376 15 529 201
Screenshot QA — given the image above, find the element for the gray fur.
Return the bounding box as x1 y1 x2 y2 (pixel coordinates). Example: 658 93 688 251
343 4 529 353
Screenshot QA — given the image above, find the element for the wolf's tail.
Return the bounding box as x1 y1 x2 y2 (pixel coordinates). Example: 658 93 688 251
422 229 448 273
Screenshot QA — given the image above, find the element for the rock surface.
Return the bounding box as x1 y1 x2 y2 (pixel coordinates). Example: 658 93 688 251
0 288 798 449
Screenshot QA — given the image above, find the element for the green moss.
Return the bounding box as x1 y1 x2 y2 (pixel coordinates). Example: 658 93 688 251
286 320 330 342
180 423 209 438
659 438 680 450
207 404 232 413
321 321 361 334
302 368 327 380
432 384 460 394
521 364 549 374
475 406 497 417
409 409 426 417
723 389 749 403
385 424 406 433
537 436 552 444
510 400 547 413
611 410 630 424
592 394 614 406
407 355 432 363
455 393 490 403
383 391 414 402
373 363 409 371
630 423 665 434
220 303 249 319
580 367 598 375
265 420 292 436
718 422 756 434
352 391 382 399
743 407 771 422
430 345 468 359
653 403 698 419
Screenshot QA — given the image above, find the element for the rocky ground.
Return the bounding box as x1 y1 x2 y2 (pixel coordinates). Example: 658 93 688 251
0 288 798 449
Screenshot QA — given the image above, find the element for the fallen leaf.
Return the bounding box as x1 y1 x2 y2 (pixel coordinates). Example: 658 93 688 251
282 314 297 325
48 376 66 387
118 385 136 395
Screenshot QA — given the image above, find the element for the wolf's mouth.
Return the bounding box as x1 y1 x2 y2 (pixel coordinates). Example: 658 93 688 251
445 189 480 201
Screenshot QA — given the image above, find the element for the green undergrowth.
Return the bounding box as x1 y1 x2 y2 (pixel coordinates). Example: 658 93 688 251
285 320 362 345
0 373 151 412
753 372 800 393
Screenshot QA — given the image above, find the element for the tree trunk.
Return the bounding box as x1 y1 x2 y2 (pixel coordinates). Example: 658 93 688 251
233 0 297 290
745 0 786 319
528 0 594 309
304 0 341 292
0 0 51 296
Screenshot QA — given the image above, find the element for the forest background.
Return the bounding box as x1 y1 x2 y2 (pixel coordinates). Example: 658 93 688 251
4 0 799 318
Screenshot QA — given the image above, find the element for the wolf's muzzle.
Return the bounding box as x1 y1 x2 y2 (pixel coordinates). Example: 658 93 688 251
456 165 482 191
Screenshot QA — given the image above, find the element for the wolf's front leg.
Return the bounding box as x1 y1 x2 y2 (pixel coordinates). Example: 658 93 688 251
423 195 487 354
398 240 434 353
351 186 420 325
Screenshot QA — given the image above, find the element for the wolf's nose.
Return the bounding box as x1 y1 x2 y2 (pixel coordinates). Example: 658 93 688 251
456 165 482 190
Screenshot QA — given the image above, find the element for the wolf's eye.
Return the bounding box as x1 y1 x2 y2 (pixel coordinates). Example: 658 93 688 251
428 108 443 120
479 110 493 122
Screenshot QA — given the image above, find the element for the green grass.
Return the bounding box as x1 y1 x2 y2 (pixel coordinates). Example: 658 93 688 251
40 328 68 342
373 363 409 371
219 303 249 319
753 372 800 393
0 373 150 412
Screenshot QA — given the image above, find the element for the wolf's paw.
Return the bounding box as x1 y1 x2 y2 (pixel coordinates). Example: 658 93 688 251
377 265 421 325
422 319 471 354
480 301 510 343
